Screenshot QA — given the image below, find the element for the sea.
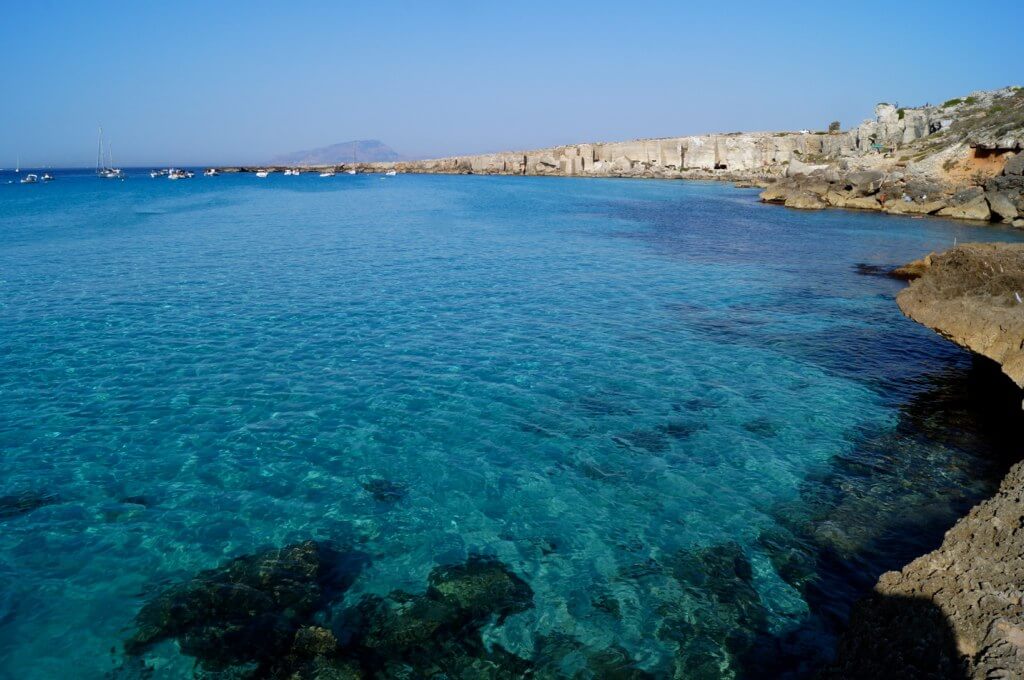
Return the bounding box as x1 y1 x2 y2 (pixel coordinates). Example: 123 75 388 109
1 168 1022 678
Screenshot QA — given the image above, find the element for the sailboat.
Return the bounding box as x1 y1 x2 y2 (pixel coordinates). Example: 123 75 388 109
15 154 20 174
96 126 125 179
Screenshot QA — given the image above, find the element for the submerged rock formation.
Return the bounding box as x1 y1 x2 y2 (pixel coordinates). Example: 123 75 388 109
121 546 658 679
896 243 1024 388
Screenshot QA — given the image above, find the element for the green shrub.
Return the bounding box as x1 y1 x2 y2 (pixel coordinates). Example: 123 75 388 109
963 96 977 105
897 108 905 119
828 120 841 133
942 98 963 108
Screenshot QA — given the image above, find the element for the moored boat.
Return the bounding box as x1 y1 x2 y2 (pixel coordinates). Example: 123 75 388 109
204 168 218 176
41 173 53 182
20 173 38 184
96 127 124 179
255 170 270 178
319 170 336 178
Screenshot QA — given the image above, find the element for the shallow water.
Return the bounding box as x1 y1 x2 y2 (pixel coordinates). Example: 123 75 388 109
1 170 1022 677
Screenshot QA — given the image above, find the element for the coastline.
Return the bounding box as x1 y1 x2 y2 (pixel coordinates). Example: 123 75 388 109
206 89 1024 674
219 85 1024 228
831 243 1024 676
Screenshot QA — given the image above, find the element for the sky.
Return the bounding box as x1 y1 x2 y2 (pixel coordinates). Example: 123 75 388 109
2 1 1022 167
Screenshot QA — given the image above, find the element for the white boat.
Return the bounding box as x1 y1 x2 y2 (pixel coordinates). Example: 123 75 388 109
150 169 169 178
385 169 397 177
168 168 194 180
319 170 336 178
345 168 357 175
96 127 125 179
283 168 300 176
20 173 38 184
204 168 218 176
255 170 270 178
41 173 53 182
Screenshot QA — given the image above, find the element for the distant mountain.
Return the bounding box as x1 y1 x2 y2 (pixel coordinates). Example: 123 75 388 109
270 140 401 165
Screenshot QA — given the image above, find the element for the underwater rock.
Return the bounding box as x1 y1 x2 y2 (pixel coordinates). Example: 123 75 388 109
658 420 707 440
340 556 535 677
126 541 364 672
660 542 770 678
427 554 534 623
612 429 671 453
592 592 622 618
360 479 408 504
742 417 778 438
532 634 657 679
292 626 340 658
352 591 461 655
119 495 155 508
0 490 58 519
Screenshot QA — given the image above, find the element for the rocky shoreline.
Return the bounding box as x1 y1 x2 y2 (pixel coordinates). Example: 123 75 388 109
830 243 1024 678
209 90 1024 676
224 86 1024 227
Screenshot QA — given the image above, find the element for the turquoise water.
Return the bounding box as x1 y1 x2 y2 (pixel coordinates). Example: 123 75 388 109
1 170 1022 678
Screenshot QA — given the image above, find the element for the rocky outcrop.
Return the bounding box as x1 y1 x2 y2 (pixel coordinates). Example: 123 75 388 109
896 243 1024 388
829 243 1024 678
754 87 1024 225
829 458 1024 678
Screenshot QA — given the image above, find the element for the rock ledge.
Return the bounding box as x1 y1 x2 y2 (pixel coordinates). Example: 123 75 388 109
896 243 1024 388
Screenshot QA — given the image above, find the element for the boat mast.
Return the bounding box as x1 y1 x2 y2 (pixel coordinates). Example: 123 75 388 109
97 126 104 173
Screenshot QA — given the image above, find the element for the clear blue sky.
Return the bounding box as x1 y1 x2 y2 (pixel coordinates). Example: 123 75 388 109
2 1 1021 167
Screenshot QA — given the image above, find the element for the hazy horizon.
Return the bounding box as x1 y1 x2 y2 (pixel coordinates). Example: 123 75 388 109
3 1 1022 167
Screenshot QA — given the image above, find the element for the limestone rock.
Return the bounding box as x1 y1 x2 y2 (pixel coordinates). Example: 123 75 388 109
844 196 882 210
896 243 1024 388
987 190 1020 222
845 170 885 196
759 183 790 203
1004 152 1024 176
937 195 992 221
885 199 947 215
825 189 851 207
787 158 831 177
784 190 827 210
889 253 933 280
830 458 1024 678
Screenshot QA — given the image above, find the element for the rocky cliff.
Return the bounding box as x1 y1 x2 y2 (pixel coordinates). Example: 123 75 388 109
227 87 1024 226
897 244 1024 388
829 243 1024 678
757 88 1024 226
829 458 1024 678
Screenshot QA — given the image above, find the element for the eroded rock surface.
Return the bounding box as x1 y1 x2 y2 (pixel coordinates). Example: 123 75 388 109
829 460 1024 678
896 243 1024 388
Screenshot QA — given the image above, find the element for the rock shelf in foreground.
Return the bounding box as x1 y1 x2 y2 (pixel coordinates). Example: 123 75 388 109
830 242 1024 678
829 459 1024 678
